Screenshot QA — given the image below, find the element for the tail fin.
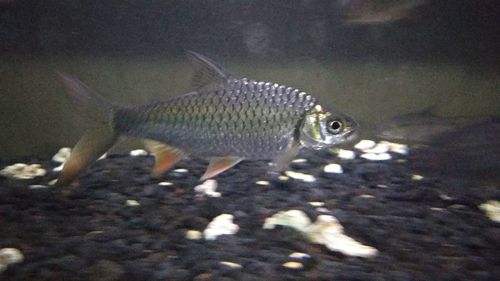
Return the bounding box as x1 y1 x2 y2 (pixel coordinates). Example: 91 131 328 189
56 73 118 185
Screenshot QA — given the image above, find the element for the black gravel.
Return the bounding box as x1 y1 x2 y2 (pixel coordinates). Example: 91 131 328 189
0 150 499 281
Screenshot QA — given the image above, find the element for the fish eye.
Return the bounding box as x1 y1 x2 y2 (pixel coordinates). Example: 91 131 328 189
327 119 343 134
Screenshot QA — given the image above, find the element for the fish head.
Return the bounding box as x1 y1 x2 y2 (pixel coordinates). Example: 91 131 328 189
299 104 358 150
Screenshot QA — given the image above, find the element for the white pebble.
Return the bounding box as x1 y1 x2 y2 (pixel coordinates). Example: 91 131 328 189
411 174 424 181
362 142 390 154
337 149 356 160
292 158 307 163
13 163 26 169
129 149 148 156
263 210 312 232
479 200 500 223
173 168 188 173
219 261 242 269
359 194 375 199
158 181 173 186
323 163 343 174
52 147 71 163
185 230 203 240
278 175 289 181
194 179 221 198
53 163 64 172
306 215 378 258
284 171 316 183
48 179 58 186
360 153 392 161
204 214 239 240
0 248 24 265
439 193 453 201
380 141 409 155
263 211 378 258
289 252 311 259
97 153 107 160
256 180 270 186
354 139 376 150
282 261 304 269
126 199 140 206
316 207 331 213
1 163 46 179
308 201 325 207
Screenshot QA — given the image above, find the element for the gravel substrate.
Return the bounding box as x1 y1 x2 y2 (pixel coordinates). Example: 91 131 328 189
1 150 499 281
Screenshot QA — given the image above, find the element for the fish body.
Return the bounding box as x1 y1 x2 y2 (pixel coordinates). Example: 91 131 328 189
375 107 489 144
57 51 357 185
376 108 500 184
408 117 500 184
342 0 426 26
115 79 317 160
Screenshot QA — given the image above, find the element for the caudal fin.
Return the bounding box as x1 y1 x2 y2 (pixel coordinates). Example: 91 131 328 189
56 73 118 185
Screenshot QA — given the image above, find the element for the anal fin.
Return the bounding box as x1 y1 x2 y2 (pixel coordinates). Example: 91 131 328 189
201 156 243 181
144 140 186 176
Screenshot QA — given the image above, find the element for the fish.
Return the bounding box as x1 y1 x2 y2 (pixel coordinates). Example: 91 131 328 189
56 51 358 185
407 117 500 184
375 108 500 184
342 0 426 26
374 107 489 144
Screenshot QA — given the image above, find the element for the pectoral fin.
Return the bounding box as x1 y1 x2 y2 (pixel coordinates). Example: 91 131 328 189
144 140 186 176
272 142 302 172
201 156 243 181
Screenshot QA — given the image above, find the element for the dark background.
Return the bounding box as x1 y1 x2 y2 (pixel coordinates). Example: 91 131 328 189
1 0 499 64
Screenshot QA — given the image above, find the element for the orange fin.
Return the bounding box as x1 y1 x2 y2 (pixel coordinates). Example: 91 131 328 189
201 156 243 181
144 140 186 176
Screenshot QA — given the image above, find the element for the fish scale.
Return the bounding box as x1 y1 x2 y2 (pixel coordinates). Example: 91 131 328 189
115 78 316 159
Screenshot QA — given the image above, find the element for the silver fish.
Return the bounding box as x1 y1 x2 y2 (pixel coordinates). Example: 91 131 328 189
57 51 357 185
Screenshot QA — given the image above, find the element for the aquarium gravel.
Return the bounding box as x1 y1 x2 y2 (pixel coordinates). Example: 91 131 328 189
0 148 499 281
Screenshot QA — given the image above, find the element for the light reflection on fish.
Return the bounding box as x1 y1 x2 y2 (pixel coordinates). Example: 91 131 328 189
57 51 358 185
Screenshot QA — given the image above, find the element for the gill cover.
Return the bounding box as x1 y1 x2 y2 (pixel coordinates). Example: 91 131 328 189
299 105 357 150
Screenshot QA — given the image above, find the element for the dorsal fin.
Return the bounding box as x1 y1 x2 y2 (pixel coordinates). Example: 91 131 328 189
185 50 236 89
